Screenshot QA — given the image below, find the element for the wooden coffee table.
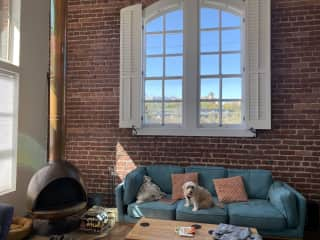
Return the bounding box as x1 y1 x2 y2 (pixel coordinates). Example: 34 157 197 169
126 218 258 240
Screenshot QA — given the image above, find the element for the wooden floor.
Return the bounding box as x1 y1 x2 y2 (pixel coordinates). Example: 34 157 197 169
31 223 320 240
105 223 320 240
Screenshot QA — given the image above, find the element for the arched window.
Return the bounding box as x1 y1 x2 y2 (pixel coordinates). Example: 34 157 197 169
120 0 271 137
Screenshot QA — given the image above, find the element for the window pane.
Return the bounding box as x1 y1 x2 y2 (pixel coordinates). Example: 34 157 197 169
0 0 9 61
0 77 15 113
0 117 13 151
165 56 182 77
146 16 163 33
164 102 182 124
146 57 163 77
222 11 241 28
166 33 182 54
145 80 162 101
146 34 163 55
201 78 219 100
0 158 12 192
222 54 241 74
200 101 219 124
200 54 219 75
200 30 219 53
165 79 182 100
222 101 241 124
144 102 162 124
165 10 183 31
222 29 241 51
222 78 242 99
200 8 219 29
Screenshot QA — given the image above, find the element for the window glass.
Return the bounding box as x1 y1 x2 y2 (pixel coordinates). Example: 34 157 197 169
165 10 183 31
146 16 163 33
200 8 219 29
146 34 163 55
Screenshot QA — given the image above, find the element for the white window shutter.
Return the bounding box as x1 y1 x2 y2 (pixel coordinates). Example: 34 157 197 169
245 0 271 129
119 4 142 128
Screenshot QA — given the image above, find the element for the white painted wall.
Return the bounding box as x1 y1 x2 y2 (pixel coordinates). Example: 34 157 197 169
0 0 49 216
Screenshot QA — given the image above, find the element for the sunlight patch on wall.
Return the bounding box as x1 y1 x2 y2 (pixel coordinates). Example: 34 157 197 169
115 142 136 181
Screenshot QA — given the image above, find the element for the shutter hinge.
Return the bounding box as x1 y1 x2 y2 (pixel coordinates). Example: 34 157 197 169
132 125 138 136
141 115 143 121
243 67 245 72
243 18 245 23
249 128 256 134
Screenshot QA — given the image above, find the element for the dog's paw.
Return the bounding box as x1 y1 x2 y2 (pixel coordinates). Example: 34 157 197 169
184 203 190 207
192 208 198 212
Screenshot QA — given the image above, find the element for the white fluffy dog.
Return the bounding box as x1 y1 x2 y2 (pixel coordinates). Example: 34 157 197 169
183 181 220 211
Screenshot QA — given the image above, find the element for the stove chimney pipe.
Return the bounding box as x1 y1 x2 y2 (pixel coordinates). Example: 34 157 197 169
48 0 66 162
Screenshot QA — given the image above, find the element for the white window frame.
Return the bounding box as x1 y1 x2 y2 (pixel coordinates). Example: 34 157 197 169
119 0 271 137
0 0 20 195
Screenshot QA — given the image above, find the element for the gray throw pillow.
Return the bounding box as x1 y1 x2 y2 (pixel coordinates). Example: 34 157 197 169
136 176 166 204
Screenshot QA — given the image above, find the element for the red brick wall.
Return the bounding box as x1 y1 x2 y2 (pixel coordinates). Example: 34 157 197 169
66 0 320 206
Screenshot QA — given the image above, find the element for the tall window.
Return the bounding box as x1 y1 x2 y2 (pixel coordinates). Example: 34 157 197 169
144 9 183 126
0 0 20 195
199 8 242 126
0 71 18 194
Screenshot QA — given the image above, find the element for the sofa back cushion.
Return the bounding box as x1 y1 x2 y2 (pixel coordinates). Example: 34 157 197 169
185 166 226 196
146 165 184 194
227 168 272 199
123 167 146 205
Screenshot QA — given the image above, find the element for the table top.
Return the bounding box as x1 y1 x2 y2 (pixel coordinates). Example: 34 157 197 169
126 218 258 240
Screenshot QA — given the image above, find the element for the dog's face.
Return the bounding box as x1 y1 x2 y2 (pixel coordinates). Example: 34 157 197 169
183 181 197 198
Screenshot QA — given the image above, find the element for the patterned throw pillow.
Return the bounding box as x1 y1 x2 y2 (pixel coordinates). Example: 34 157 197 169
136 176 166 203
213 176 248 203
171 172 198 200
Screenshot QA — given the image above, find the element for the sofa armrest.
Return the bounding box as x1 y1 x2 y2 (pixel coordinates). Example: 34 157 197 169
282 182 306 238
269 181 306 238
0 203 14 240
115 183 125 222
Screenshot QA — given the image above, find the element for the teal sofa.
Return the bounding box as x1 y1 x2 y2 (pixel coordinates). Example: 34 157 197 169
115 165 306 239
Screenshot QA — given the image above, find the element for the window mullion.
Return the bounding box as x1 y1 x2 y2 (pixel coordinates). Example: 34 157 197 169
218 10 223 127
162 14 166 126
183 0 199 129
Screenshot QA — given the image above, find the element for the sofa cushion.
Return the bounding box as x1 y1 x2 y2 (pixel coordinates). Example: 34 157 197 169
268 181 298 228
214 176 248 203
128 197 177 220
172 172 198 200
123 167 146 205
176 197 228 224
227 169 272 199
146 165 184 194
228 199 287 230
185 166 226 196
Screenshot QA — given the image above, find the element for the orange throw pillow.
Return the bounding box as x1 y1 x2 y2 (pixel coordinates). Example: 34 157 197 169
213 176 248 203
171 173 198 200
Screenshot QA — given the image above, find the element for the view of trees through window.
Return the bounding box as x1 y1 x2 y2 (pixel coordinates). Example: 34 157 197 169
143 5 242 127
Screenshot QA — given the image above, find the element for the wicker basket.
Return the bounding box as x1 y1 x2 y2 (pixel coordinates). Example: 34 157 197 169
8 217 33 240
